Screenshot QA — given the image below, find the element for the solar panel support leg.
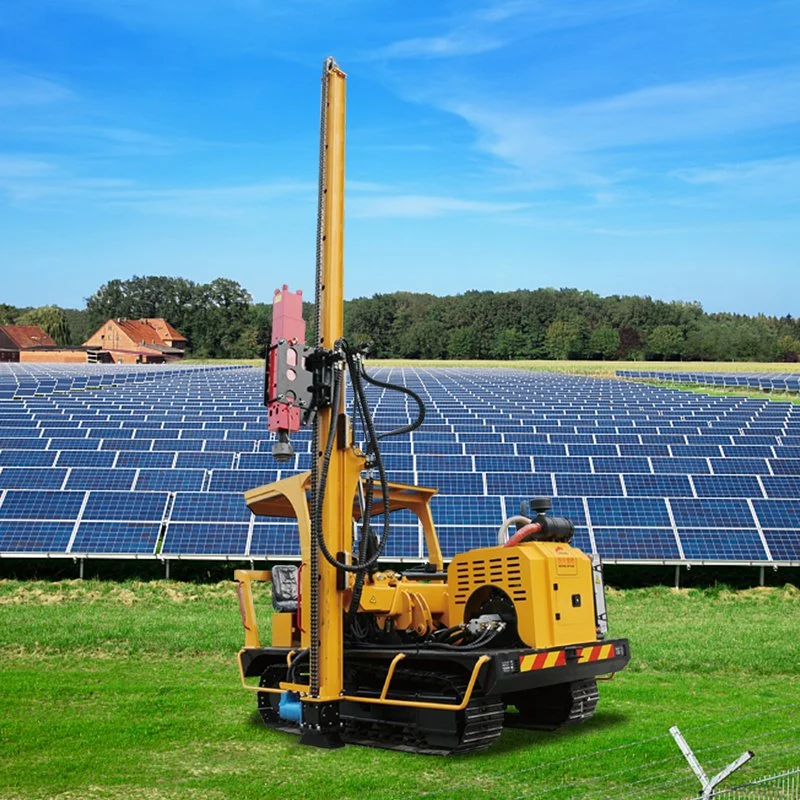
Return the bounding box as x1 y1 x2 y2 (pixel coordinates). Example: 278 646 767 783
674 565 680 590
759 566 764 587
79 559 84 580
165 560 170 580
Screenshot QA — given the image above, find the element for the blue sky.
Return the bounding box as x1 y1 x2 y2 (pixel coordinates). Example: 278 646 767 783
1 0 798 315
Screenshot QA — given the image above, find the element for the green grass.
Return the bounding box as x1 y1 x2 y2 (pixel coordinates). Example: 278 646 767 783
1 581 798 800
639 380 800 405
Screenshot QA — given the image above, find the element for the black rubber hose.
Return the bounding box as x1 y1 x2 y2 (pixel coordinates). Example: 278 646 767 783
357 363 426 440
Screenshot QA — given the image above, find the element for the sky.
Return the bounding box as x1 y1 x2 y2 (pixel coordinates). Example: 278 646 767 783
0 0 798 315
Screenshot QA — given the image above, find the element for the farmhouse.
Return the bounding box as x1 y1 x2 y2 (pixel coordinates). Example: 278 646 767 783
0 324 96 363
83 318 188 363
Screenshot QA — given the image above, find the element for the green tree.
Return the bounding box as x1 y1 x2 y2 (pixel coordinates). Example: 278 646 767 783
646 324 684 360
545 319 584 359
776 335 800 362
588 326 619 360
16 305 71 345
493 328 528 359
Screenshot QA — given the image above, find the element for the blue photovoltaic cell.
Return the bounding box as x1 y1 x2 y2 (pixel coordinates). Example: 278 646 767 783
174 452 235 470
238 453 283 470
205 439 253 452
775 447 800 459
0 438 48 450
752 499 800 528
651 457 710 474
594 528 679 560
762 531 800 561
593 457 651 474
474 455 531 472
161 523 249 555
70 522 161 554
596 434 641 445
134 469 205 492
99 438 151 451
562 444 617 456
208 469 280 492
0 468 67 490
82 491 169 521
761 476 800 499
171 492 252 523
417 471 483 495
572 527 592 554
670 499 753 528
413 441 463 455
152 439 204 451
0 521 74 552
722 445 775 459
0 490 85 520
66 468 137 491
114 452 174 469
618 444 669 457
55 450 117 467
0 450 57 466
533 456 591 473
485 472 553 495
678 529 767 560
710 458 770 475
378 525 420 558
692 475 763 498
431 495 502 525
437 526 498 558
415 455 470 472
769 459 800 475
249 522 300 556
549 434 595 445
623 474 693 497
670 445 723 457
554 473 624 497
588 497 671 527
511 443 568 456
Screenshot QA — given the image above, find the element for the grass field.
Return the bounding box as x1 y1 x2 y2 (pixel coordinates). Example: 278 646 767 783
1 581 798 800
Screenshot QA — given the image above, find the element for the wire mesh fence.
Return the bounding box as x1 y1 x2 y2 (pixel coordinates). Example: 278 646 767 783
690 768 800 799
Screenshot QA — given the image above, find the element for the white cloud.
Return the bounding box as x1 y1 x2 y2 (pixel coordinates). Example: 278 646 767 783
0 74 74 107
373 32 505 60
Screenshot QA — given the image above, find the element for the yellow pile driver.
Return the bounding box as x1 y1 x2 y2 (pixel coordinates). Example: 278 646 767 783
234 58 629 754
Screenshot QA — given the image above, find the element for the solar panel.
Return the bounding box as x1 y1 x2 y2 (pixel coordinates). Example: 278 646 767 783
134 469 206 492
677 529 768 560
82 491 169 522
670 499 754 528
692 475 764 498
710 458 770 475
588 497 670 527
770 459 800 475
751 499 800 529
161 523 249 555
66 468 137 491
249 522 301 556
0 468 67 490
70 522 162 554
554 473 624 497
207 469 279 492
485 472 553 495
594 528 679 560
0 521 74 552
171 492 252 523
760 476 800 499
623 474 693 497
417 471 483 495
651 457 710 474
762 531 800 561
0 490 85 520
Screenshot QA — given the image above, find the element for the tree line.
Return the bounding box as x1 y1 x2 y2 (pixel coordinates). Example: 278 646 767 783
3 276 800 361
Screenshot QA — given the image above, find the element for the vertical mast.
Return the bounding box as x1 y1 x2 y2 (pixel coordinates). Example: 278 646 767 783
303 56 349 745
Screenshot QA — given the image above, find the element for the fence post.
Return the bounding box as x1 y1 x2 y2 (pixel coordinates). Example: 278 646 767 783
670 725 753 799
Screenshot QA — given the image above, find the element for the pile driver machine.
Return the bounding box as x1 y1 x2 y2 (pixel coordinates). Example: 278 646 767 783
234 58 629 754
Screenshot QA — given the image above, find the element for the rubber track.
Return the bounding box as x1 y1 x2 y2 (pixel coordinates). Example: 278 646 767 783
504 678 599 731
257 662 504 755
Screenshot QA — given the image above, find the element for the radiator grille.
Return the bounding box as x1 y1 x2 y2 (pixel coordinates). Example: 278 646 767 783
453 554 527 605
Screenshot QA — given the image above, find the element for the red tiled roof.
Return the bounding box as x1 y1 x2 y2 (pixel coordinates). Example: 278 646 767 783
145 318 187 342
115 319 165 346
0 325 57 348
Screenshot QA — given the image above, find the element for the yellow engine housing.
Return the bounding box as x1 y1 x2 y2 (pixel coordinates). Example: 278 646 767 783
448 541 597 650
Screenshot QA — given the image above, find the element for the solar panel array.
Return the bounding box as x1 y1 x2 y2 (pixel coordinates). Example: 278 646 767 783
618 370 800 393
0 364 798 566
